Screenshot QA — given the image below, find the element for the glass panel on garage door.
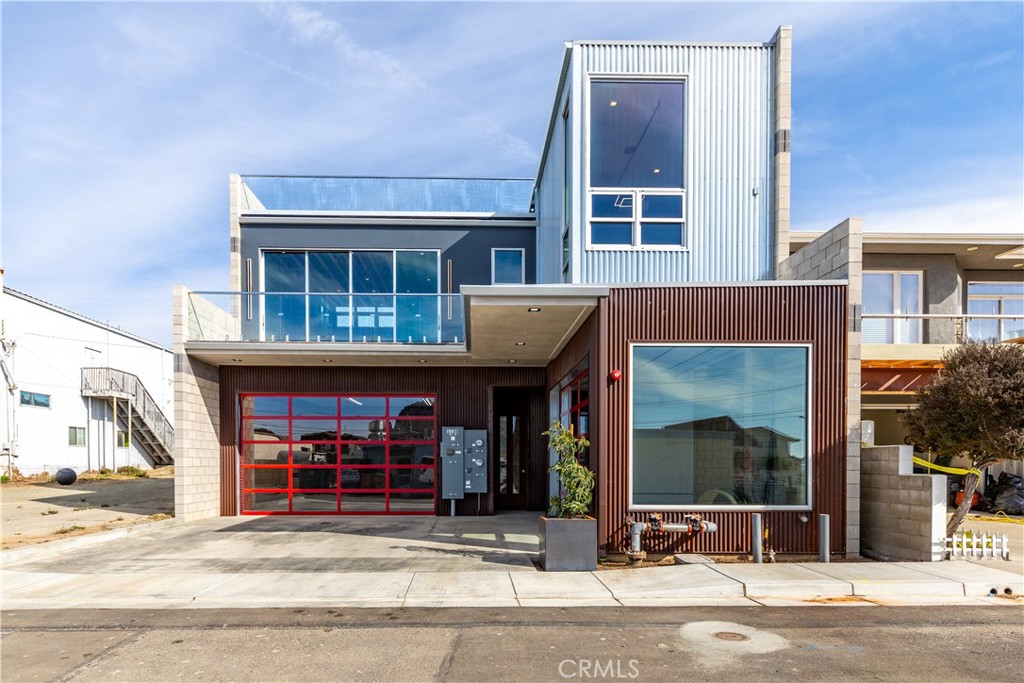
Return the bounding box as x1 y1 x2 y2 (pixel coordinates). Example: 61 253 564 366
239 394 436 515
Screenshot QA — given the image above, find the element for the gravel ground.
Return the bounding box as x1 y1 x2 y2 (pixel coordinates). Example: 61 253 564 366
1 472 174 549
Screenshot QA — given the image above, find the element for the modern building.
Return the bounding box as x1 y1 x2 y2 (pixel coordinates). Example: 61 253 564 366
1 271 174 477
176 27 862 557
788 231 1024 478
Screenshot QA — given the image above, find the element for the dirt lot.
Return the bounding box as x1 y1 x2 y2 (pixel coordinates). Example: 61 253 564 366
1 470 174 549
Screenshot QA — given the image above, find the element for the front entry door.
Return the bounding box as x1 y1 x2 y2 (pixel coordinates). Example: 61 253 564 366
494 388 532 510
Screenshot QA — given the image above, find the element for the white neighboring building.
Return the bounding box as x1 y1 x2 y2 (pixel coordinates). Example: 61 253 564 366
0 274 174 476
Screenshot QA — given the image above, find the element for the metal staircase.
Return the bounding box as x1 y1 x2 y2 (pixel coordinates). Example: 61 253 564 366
81 367 174 466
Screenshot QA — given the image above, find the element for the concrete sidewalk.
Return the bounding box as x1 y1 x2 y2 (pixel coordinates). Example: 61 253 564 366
2 513 1021 610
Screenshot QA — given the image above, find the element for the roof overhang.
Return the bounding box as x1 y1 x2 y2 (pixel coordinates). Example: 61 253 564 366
791 231 1024 271
462 285 607 364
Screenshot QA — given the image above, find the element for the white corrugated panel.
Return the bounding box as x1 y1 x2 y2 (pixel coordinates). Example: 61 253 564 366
576 42 775 284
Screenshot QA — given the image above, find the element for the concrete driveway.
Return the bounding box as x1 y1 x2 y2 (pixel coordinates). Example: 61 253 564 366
3 511 1022 610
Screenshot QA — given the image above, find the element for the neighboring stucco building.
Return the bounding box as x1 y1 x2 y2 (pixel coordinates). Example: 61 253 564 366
1 272 174 477
175 27 860 558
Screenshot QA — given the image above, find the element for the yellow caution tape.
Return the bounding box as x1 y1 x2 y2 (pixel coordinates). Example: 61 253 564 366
965 512 1024 525
912 456 983 478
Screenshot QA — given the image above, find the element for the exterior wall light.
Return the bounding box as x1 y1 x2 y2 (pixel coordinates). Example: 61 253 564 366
528 307 541 312
609 369 623 382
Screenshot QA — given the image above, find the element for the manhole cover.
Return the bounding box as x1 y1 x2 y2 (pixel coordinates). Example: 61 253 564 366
713 632 749 642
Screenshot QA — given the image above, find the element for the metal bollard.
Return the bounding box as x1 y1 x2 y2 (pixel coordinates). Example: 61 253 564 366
752 513 763 564
819 514 830 563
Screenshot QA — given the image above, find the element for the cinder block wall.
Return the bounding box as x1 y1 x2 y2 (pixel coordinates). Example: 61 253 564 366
861 445 946 562
778 217 863 556
173 286 224 521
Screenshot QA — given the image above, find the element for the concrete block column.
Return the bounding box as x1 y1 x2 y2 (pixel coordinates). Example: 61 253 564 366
173 285 224 521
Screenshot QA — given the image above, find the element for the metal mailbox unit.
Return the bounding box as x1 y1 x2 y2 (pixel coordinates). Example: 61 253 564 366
440 426 489 514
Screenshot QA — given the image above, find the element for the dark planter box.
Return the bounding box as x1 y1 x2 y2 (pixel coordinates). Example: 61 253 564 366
539 516 597 571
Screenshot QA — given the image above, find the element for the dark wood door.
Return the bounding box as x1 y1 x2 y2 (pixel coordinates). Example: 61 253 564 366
493 388 532 510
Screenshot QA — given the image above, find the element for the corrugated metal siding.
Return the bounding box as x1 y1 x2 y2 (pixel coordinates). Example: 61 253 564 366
536 101 567 283
601 284 848 556
219 366 546 516
576 43 774 284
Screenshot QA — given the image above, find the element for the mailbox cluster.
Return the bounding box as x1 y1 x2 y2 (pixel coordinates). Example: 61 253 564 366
440 426 488 504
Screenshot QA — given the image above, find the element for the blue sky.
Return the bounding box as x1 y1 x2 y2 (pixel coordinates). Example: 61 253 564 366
2 1 1022 346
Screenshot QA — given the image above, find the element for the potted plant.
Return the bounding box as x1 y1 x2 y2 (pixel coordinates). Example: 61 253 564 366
539 420 597 571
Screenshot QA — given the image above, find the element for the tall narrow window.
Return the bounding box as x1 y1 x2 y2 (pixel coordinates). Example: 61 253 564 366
308 251 350 342
264 251 306 341
588 80 686 249
863 271 921 343
492 249 525 285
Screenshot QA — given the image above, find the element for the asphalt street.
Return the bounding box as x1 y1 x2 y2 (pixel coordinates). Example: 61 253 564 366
2 607 1021 682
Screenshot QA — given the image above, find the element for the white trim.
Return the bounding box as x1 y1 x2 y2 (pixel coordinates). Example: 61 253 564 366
583 75 689 252
491 248 527 285
627 342 813 512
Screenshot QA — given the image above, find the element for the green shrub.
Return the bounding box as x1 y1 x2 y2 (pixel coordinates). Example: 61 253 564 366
0 474 9 484
544 420 594 519
115 465 148 478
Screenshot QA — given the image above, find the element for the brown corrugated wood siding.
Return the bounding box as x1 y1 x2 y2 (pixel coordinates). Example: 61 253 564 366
219 366 545 516
602 285 848 556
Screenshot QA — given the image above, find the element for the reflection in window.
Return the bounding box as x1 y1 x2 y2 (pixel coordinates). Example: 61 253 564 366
590 81 684 189
19 391 51 408
631 345 809 507
968 282 1024 342
261 250 442 342
240 393 437 514
862 272 921 343
492 249 525 285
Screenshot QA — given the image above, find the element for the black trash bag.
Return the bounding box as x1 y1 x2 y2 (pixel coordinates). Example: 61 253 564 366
991 483 1024 516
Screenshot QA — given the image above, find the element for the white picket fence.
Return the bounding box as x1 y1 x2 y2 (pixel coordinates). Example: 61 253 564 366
946 531 1011 561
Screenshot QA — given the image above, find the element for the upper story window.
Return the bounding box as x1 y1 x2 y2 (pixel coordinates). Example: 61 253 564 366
588 79 685 251
968 282 1024 342
863 271 922 343
491 249 525 285
20 391 50 408
261 249 442 343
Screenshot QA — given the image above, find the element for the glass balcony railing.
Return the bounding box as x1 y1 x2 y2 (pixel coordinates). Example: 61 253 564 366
186 291 466 344
861 313 1024 345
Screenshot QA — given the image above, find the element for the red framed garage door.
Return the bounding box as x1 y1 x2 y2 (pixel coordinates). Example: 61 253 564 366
239 394 436 515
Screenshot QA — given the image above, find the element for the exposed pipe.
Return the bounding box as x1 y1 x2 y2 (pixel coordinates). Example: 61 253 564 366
624 512 718 561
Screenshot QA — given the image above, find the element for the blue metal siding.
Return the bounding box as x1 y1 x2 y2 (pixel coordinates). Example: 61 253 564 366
575 42 775 284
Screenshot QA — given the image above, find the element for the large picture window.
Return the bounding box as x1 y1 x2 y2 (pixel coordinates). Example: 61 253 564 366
630 344 810 509
261 250 440 343
590 81 684 189
239 394 436 515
